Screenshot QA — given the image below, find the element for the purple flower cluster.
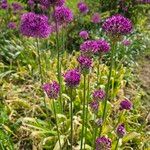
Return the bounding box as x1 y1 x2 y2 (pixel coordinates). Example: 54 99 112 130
0 0 8 9
80 40 99 55
122 39 131 46
77 55 92 71
79 30 89 40
64 69 81 88
43 81 60 99
91 13 101 24
116 124 126 138
77 2 89 14
12 2 23 13
90 100 99 112
20 12 51 38
96 136 112 150
7 22 17 29
120 99 132 110
96 39 110 53
49 0 65 6
93 89 105 101
102 14 132 36
53 6 73 24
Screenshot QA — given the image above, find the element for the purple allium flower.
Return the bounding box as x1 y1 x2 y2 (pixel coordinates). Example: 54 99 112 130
0 0 8 9
91 13 101 23
122 39 131 46
96 39 110 53
64 69 81 88
79 30 89 40
7 22 17 29
77 55 92 72
96 136 112 150
20 12 51 38
43 81 60 99
102 14 132 36
28 0 35 7
12 2 23 13
53 6 73 24
80 40 99 55
90 100 99 112
116 124 126 138
77 2 89 14
49 0 65 6
120 99 132 110
93 89 105 101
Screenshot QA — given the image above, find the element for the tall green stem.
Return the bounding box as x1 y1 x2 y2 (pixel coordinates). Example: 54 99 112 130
52 99 62 149
70 88 73 150
84 75 90 149
80 74 86 150
115 138 119 150
99 41 116 136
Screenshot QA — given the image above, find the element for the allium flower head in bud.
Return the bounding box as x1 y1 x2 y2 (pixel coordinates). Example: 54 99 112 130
120 99 132 110
64 69 81 88
20 12 51 38
79 30 89 40
91 13 101 23
0 0 8 9
116 124 126 138
122 39 131 46
96 39 110 53
12 2 23 13
96 136 112 150
53 6 73 25
93 89 105 101
102 14 132 36
8 22 17 29
90 100 99 113
43 81 60 99
77 2 89 14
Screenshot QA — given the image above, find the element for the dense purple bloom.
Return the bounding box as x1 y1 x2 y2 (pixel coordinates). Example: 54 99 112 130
120 99 132 110
64 69 81 88
20 12 51 38
122 39 131 46
96 136 112 150
0 0 8 9
49 0 65 6
43 81 60 99
93 89 105 101
12 2 23 13
77 2 89 14
116 124 126 138
90 100 99 112
79 30 89 40
96 39 110 53
7 22 17 29
91 13 101 23
53 6 73 24
80 40 99 55
102 14 132 36
77 55 92 71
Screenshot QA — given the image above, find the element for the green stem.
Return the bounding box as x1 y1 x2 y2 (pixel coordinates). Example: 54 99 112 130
99 41 116 136
52 99 62 149
115 138 119 150
70 88 73 150
93 112 98 150
80 74 86 150
84 75 90 149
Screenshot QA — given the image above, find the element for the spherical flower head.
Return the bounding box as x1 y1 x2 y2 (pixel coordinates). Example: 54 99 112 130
122 39 131 46
80 40 99 56
77 55 92 73
12 2 23 13
7 22 17 29
0 0 8 9
49 0 65 7
102 14 132 37
43 81 60 99
91 13 101 23
96 136 112 150
79 30 89 40
93 89 105 101
120 99 132 110
96 39 110 53
77 2 89 14
20 12 51 38
53 6 73 25
64 69 81 88
90 100 99 113
116 123 126 138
